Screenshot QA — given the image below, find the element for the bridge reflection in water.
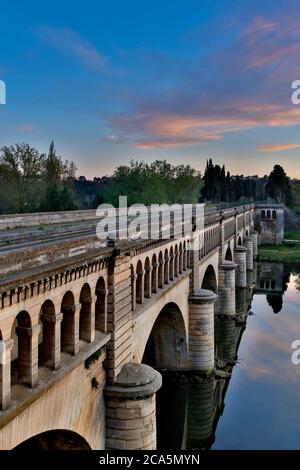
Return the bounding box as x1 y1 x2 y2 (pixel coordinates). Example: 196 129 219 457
155 261 289 450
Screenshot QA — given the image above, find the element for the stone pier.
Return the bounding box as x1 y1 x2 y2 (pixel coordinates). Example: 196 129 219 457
244 237 254 271
105 363 162 450
216 261 236 316
188 289 217 372
234 246 247 288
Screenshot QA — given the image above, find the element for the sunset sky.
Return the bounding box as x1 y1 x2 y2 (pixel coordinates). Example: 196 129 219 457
1 0 300 178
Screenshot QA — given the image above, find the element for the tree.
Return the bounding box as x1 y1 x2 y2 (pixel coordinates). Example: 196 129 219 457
40 141 77 211
0 143 45 212
266 165 292 204
103 159 202 206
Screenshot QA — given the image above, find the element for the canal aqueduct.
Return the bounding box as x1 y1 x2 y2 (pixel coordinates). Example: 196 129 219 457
0 203 282 449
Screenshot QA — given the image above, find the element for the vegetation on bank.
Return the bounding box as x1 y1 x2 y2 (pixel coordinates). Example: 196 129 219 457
0 139 296 213
257 231 300 263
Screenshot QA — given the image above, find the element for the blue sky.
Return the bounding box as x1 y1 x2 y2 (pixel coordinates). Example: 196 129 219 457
1 0 300 178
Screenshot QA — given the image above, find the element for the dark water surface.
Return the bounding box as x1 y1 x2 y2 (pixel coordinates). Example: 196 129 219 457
157 263 300 450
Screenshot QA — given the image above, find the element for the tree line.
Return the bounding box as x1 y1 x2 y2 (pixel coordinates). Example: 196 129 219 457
0 142 294 214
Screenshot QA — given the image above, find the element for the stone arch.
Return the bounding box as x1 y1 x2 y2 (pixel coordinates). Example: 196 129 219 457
79 283 92 342
11 311 32 386
267 209 271 219
14 429 91 450
61 291 76 355
158 251 163 288
136 260 143 304
142 302 188 370
245 229 249 236
272 210 277 220
151 254 157 293
39 300 56 368
95 277 106 331
237 236 242 246
201 264 217 293
144 257 151 298
225 246 233 261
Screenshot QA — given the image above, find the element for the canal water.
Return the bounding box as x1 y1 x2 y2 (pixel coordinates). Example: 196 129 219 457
157 262 300 450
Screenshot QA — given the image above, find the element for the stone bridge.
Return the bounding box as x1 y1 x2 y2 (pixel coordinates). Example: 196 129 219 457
0 203 279 450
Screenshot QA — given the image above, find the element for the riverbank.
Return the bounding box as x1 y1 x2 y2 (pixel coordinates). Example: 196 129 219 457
257 231 300 262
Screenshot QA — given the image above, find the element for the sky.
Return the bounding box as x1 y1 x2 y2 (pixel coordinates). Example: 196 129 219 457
1 0 300 178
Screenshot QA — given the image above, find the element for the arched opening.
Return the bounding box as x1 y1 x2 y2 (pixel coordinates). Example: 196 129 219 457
237 236 242 246
158 252 163 288
136 260 143 304
144 257 151 298
245 229 249 236
142 303 188 451
164 249 169 284
261 210 265 219
79 284 92 342
174 245 179 276
11 311 32 386
272 210 277 220
179 242 183 273
225 246 233 261
95 277 106 331
142 302 187 370
267 210 271 219
39 300 56 368
169 247 174 281
14 429 91 450
201 265 217 293
151 254 157 293
61 291 76 355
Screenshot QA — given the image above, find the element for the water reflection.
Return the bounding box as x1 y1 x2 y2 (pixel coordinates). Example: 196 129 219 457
157 262 300 450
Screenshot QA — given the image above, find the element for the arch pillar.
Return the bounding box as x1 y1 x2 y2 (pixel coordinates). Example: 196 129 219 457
234 246 247 288
151 262 158 294
188 289 217 372
0 339 14 409
16 324 41 387
216 261 236 316
105 363 162 450
250 230 258 257
169 255 174 281
158 261 164 289
131 274 137 311
244 237 254 271
164 257 169 285
41 312 63 370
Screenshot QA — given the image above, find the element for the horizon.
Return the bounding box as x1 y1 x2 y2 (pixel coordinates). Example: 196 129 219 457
1 0 300 178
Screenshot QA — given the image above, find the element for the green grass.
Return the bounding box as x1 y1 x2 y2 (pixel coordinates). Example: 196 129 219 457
257 242 300 263
285 231 300 240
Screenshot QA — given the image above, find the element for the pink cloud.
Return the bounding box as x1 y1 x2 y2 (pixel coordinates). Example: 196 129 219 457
259 143 300 152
